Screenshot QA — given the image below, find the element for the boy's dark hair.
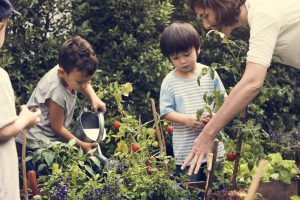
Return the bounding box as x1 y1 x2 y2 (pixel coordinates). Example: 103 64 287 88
189 0 246 30
0 0 20 21
58 36 98 77
160 22 200 58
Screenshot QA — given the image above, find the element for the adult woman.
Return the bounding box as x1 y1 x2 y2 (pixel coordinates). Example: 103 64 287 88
181 0 300 175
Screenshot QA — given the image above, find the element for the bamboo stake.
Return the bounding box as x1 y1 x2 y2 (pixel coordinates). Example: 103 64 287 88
205 141 219 198
22 129 28 200
150 99 165 154
205 153 213 190
245 160 268 200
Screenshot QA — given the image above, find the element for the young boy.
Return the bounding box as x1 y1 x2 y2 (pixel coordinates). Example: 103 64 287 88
16 36 106 154
0 0 41 199
159 22 225 181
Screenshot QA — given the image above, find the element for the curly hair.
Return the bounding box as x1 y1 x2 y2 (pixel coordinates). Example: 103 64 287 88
58 36 99 77
189 0 246 30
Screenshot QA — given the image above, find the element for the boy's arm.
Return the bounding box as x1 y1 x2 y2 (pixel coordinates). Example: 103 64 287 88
160 81 204 130
78 83 106 112
0 105 41 141
47 99 97 153
164 112 204 130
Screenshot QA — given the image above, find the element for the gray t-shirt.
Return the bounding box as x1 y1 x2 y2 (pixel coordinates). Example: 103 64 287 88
0 68 20 200
16 65 77 148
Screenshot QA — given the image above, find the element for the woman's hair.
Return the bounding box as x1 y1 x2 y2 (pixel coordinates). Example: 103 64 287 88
189 0 246 29
58 36 99 77
160 22 200 58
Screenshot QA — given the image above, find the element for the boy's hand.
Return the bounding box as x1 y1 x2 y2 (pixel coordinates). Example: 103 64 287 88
200 114 212 125
91 98 107 113
19 105 41 129
183 114 205 130
81 141 98 155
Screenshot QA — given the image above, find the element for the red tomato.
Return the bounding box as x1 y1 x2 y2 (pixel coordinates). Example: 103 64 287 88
113 120 120 130
226 153 237 161
166 125 173 134
131 144 141 152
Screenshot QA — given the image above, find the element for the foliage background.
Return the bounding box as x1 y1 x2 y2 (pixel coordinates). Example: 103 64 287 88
2 0 299 163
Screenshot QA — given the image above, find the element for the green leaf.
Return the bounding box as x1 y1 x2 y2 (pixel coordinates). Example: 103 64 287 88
78 148 83 157
38 164 46 172
209 69 215 79
68 138 77 146
84 165 95 176
206 95 214 105
89 156 101 168
196 108 204 120
247 160 255 171
197 76 201 86
204 105 212 115
42 151 55 166
123 82 133 96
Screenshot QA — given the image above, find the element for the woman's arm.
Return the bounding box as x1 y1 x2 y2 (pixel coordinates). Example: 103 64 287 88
182 62 268 175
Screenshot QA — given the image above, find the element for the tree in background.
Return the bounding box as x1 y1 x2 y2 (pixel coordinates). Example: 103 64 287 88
71 0 174 117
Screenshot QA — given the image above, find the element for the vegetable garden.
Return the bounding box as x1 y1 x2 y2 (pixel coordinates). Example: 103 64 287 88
2 0 299 199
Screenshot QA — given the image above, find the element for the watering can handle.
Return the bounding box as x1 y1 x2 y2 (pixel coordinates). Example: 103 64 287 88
96 111 106 141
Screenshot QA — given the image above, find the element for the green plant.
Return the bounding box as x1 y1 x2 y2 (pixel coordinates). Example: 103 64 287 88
290 195 300 200
261 153 299 184
5 0 90 104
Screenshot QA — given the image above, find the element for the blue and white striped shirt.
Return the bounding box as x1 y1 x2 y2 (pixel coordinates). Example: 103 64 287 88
160 63 226 165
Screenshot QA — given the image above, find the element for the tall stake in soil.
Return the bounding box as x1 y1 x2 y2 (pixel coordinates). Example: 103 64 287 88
22 129 28 200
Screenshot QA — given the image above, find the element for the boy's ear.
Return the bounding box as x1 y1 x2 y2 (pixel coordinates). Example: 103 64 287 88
197 48 201 55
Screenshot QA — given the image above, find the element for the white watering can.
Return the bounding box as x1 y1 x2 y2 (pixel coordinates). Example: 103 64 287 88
73 110 108 162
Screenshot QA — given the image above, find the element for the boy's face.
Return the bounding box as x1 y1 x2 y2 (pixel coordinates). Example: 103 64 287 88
169 47 198 73
0 19 8 48
58 67 94 91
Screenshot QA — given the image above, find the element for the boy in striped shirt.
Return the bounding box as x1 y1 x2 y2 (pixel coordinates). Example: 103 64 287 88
159 22 225 181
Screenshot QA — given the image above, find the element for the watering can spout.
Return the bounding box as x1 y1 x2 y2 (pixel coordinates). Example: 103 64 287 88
97 144 108 163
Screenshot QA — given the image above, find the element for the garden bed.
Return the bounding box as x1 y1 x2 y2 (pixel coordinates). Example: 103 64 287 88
258 180 300 200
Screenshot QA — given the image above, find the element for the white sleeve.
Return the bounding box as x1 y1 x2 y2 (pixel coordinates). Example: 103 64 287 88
247 13 282 68
0 69 17 129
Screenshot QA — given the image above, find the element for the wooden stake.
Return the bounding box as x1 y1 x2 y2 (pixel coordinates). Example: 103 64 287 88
150 98 165 154
232 131 243 188
205 141 219 198
22 129 28 200
246 160 268 200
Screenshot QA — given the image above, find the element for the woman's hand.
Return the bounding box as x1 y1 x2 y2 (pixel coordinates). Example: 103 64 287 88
181 131 213 175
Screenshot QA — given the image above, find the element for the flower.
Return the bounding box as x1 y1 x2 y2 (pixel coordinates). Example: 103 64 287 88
117 140 128 153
